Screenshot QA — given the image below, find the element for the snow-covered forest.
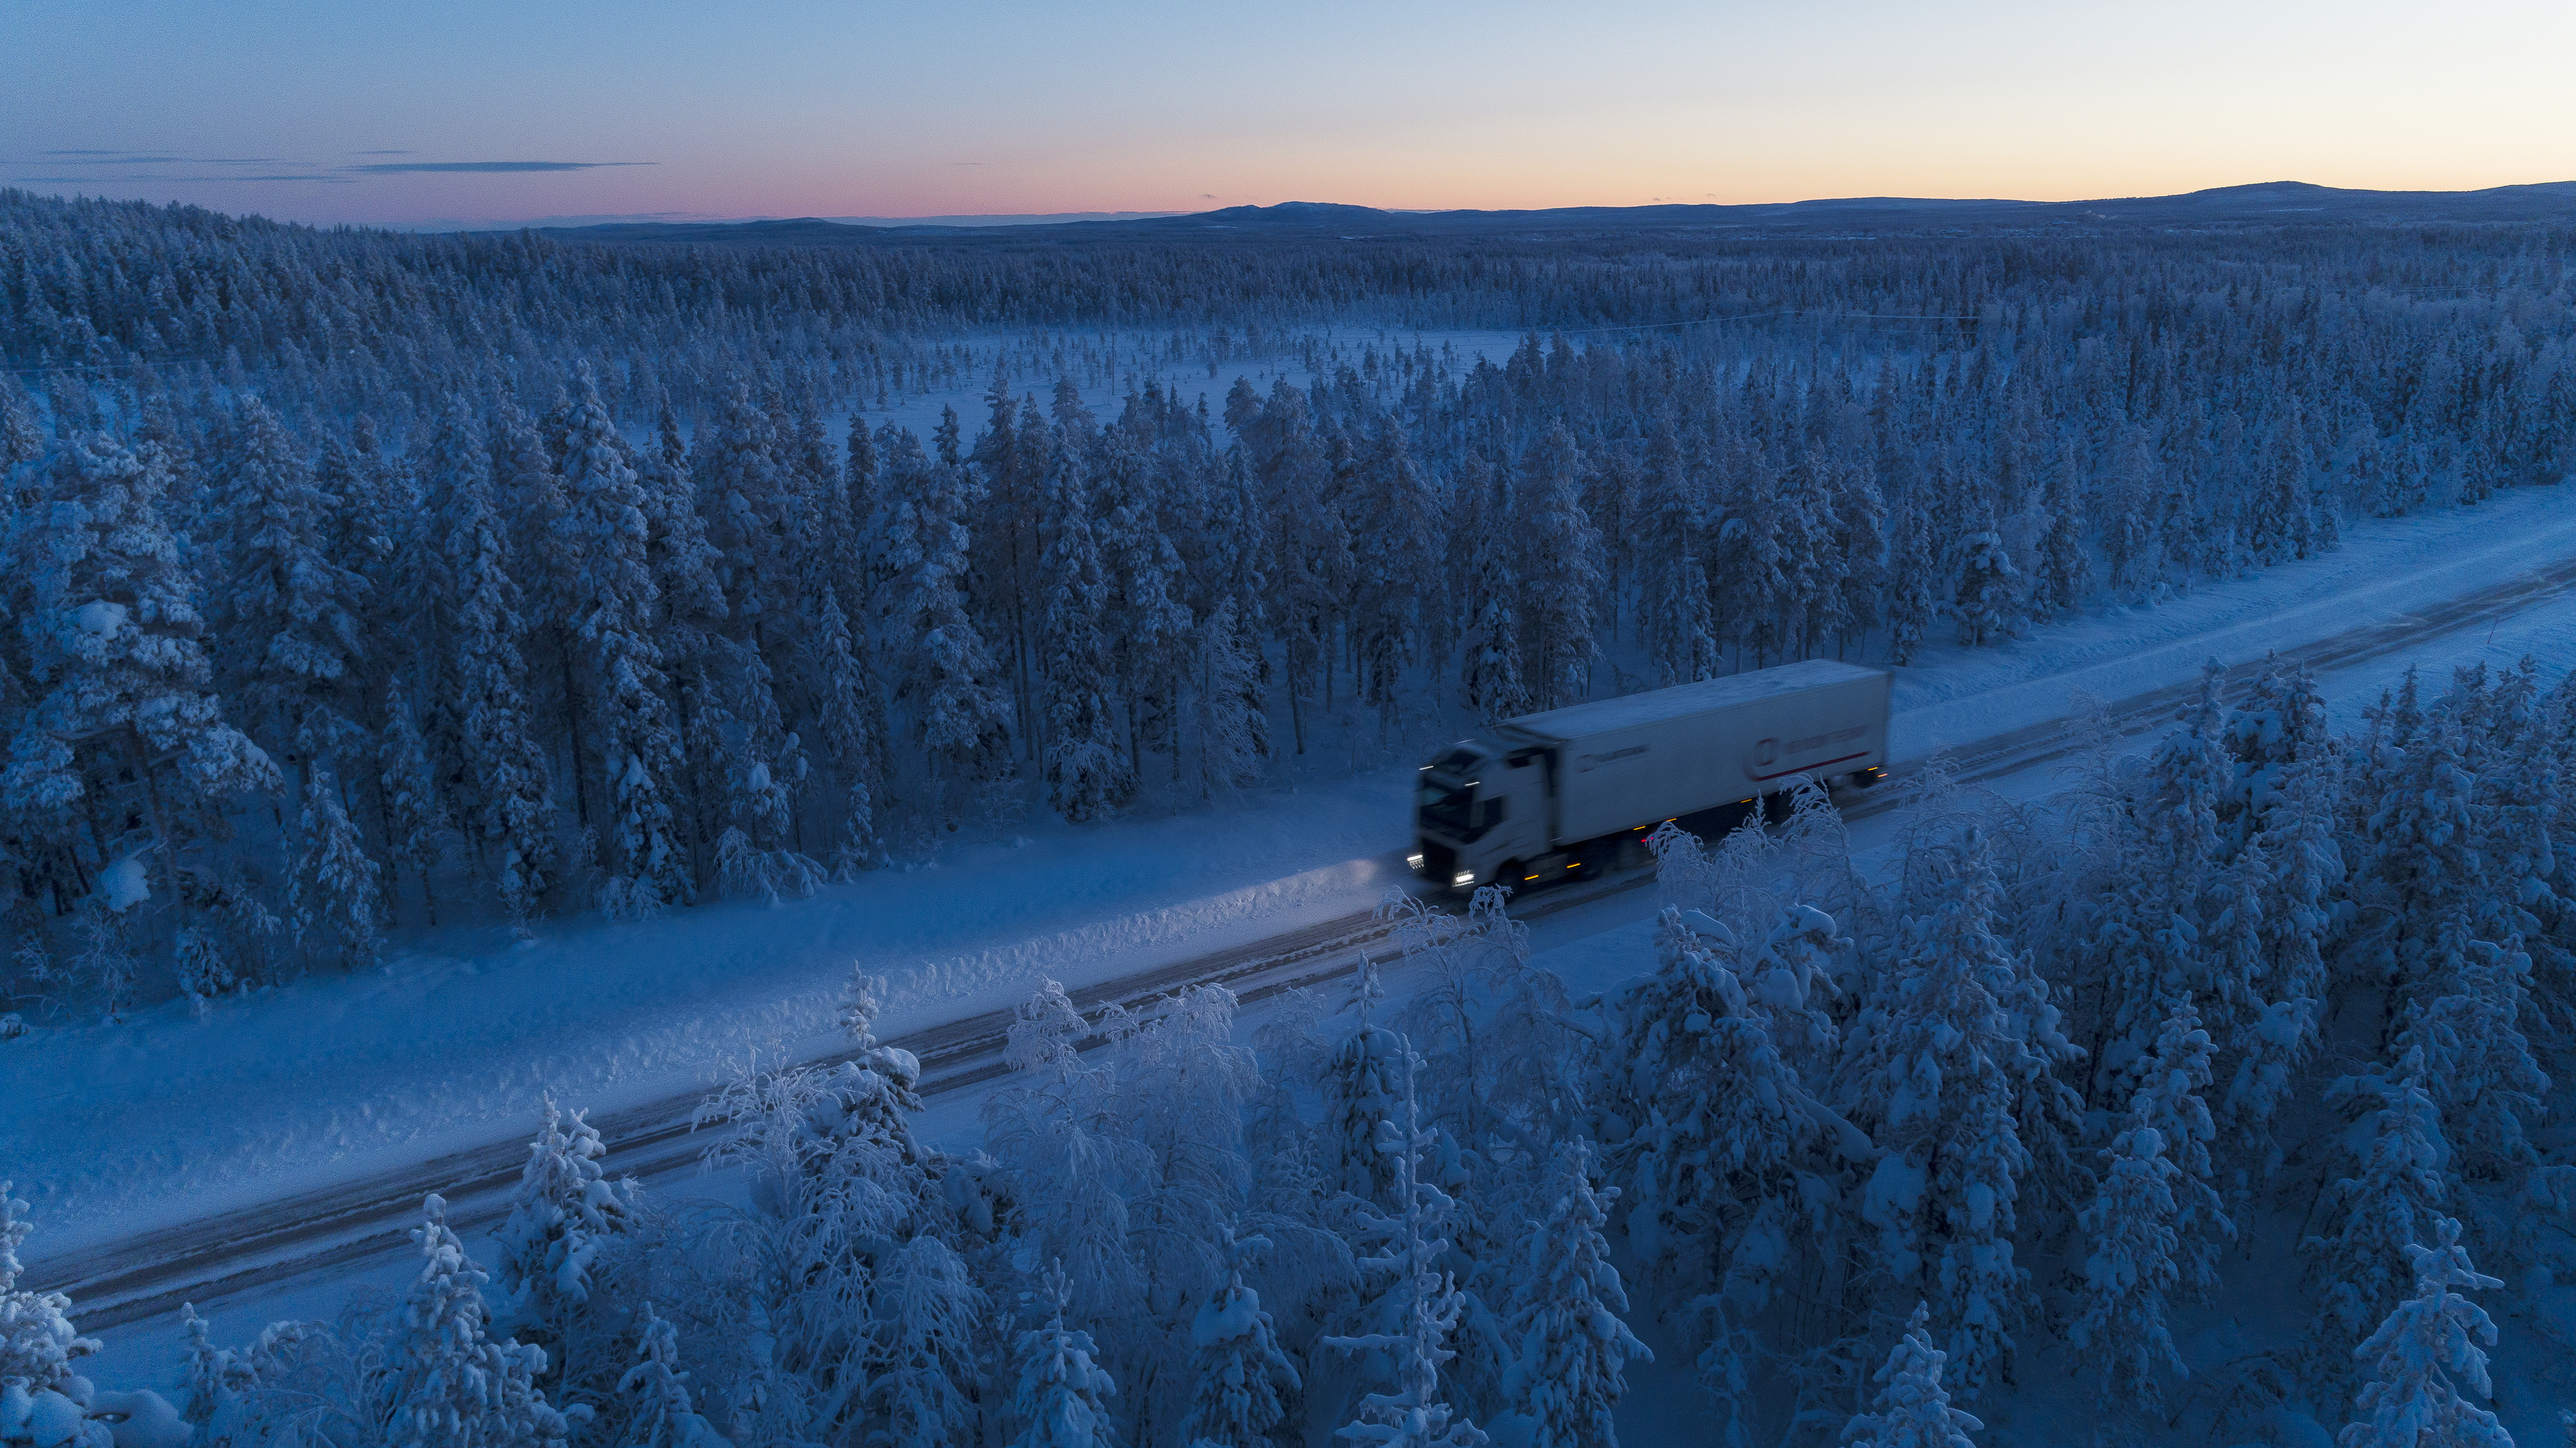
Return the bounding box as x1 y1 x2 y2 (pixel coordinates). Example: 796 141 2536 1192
15 651 2576 1443
6 189 2576 1444
4 191 2572 1022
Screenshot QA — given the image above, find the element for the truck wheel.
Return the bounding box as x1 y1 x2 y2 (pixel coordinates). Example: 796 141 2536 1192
1498 860 1526 895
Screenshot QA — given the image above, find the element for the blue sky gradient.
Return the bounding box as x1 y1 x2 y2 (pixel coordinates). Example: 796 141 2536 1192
5 0 2570 228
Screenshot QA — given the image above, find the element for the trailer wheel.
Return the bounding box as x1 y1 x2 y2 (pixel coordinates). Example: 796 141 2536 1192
1762 791 1793 825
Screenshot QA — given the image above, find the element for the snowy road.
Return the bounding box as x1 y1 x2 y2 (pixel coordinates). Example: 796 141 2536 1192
35 528 2576 1343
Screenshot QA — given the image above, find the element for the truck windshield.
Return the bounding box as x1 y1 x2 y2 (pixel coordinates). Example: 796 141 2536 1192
1416 779 1476 837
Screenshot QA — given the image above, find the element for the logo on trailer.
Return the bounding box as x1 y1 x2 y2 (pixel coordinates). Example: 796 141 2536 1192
1744 726 1873 782
1574 744 1647 773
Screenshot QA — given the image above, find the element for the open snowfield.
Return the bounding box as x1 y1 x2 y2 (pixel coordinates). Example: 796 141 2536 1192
855 324 1533 442
29 482 2576 1429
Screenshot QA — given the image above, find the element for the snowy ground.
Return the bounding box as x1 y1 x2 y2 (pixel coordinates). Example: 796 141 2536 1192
853 324 1532 442
28 483 2576 1435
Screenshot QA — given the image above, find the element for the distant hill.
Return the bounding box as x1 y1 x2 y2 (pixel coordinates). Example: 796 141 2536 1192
517 180 2576 248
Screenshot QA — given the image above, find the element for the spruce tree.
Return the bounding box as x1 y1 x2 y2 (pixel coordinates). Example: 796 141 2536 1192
3 434 279 919
613 1306 719 1448
1179 1248 1301 1448
1840 1304 1981 1448
380 1194 573 1448
2342 1218 2510 1448
557 374 690 918
1007 1260 1121 1448
1037 464 1133 822
286 769 384 972
416 399 555 929
1499 1140 1649 1448
1516 424 1600 710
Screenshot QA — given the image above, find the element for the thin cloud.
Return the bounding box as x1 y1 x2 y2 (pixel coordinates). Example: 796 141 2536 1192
11 172 356 183
353 160 652 173
351 150 414 155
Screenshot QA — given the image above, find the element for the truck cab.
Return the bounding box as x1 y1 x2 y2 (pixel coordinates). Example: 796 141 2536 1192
1408 739 1548 890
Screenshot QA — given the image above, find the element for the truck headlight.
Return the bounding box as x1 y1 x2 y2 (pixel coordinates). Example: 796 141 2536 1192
1407 852 1425 870
1451 870 1476 888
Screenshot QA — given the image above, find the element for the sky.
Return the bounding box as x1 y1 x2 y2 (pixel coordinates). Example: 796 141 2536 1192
4 0 2572 230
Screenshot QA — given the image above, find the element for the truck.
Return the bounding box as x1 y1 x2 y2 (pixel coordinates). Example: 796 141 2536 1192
1408 659 1893 892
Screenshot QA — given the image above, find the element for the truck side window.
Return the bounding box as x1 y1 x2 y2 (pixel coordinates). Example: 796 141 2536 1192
1480 797 1508 829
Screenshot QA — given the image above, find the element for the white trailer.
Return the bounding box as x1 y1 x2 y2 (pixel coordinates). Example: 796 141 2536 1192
1409 659 1892 892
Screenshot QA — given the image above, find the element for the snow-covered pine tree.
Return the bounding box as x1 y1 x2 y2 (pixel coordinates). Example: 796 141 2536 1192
883 431 1013 805
0 1182 99 1391
984 979 1145 1324
1458 470 1532 723
1712 443 1790 669
2303 1057 2451 1378
286 769 384 972
1839 1304 1981 1448
809 586 887 877
690 382 792 632
1828 457 1888 658
1189 597 1269 801
416 398 556 930
614 1305 719 1448
1516 424 1600 711
372 687 450 928
1950 502 2019 647
2124 1003 2233 1293
380 1194 573 1448
1007 1260 1121 1448
2219 652 2333 851
1641 417 1719 684
1321 973 1412 1217
3 433 279 941
208 395 369 774
2341 1218 2510 1448
2067 1123 2186 1411
1883 512 1937 667
1606 906 1858 1441
492 1099 642 1393
1037 460 1133 822
1322 1037 1491 1448
1838 828 2041 1398
2030 446 2090 623
557 373 691 918
1093 421 1191 776
2394 928 2547 1176
1348 415 1441 724
863 1234 986 1447
1108 983 1263 1394
1178 1235 1301 1448
1497 1140 1649 1448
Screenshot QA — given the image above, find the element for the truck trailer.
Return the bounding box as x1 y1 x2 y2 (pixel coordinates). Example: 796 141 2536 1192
1409 659 1893 892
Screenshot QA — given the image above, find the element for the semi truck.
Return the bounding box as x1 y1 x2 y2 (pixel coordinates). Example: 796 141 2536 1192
1409 659 1893 892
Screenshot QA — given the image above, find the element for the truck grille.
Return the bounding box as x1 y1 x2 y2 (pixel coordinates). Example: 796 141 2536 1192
1417 839 1456 882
